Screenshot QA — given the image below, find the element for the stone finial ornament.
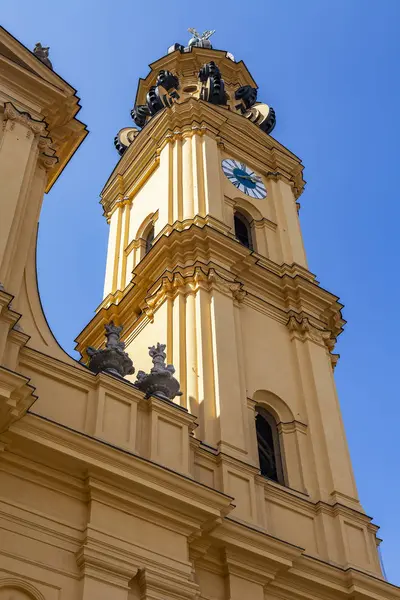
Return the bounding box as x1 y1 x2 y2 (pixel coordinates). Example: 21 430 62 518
33 43 53 69
134 343 182 401
86 322 135 378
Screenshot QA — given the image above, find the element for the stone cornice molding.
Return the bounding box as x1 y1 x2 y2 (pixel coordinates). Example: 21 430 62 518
139 567 199 600
210 518 303 577
102 97 305 212
271 557 400 600
0 366 37 434
10 413 234 523
76 223 344 356
76 544 136 588
0 25 88 191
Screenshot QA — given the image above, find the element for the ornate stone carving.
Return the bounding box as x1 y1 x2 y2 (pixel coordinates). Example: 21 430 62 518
33 42 53 69
141 268 246 321
134 343 182 401
87 322 134 378
287 313 339 369
199 61 227 106
3 103 47 136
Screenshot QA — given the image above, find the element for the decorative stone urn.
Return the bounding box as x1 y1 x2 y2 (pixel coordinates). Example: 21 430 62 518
86 322 134 378
134 343 182 401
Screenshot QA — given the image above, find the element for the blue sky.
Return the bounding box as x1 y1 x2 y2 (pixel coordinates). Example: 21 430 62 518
3 0 400 583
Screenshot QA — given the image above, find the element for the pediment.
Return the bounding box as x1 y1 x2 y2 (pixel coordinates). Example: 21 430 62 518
0 26 88 192
0 26 72 93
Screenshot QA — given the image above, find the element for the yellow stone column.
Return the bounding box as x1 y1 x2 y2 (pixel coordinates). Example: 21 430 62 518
288 316 359 506
210 282 247 456
0 103 47 290
269 177 307 267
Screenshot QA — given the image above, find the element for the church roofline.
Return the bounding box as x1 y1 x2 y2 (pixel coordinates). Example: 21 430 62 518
0 26 88 192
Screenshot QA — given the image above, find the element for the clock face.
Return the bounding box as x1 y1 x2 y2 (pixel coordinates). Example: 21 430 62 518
221 159 267 199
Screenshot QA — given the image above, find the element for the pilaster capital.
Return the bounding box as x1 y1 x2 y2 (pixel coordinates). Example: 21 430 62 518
287 312 334 349
286 312 341 370
141 267 247 320
2 103 59 170
2 102 47 137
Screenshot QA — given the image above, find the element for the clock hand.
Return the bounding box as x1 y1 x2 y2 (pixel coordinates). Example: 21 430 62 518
238 173 262 183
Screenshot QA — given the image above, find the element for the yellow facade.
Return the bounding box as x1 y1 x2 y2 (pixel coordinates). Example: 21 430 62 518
0 25 398 600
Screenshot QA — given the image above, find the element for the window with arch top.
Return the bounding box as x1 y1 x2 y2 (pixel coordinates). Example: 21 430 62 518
144 224 154 255
234 211 253 250
255 406 284 484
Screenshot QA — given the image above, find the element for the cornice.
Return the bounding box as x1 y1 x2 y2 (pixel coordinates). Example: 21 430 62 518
0 366 37 434
102 97 305 211
0 450 85 502
75 222 344 357
76 544 134 589
86 476 201 538
9 413 234 524
210 517 303 574
139 565 199 600
0 27 88 191
274 556 400 600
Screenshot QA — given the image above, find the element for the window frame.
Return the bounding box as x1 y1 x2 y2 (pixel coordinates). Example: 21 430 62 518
234 211 253 250
255 406 285 485
144 224 155 255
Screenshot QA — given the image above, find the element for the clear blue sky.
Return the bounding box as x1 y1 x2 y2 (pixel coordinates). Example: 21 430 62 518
3 0 400 583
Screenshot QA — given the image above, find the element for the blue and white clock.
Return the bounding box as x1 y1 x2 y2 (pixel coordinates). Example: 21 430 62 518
221 159 267 199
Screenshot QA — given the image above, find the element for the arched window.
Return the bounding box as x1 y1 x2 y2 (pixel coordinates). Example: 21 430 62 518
144 225 154 255
234 212 253 250
255 407 284 484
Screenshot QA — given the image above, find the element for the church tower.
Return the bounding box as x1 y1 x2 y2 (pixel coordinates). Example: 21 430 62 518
75 29 386 590
1 25 398 600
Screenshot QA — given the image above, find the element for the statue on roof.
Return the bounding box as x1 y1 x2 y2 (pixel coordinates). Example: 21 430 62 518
187 28 215 49
33 43 53 70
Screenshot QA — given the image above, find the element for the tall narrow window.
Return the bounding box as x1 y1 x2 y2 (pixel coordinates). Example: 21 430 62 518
256 407 284 484
234 212 253 250
144 225 154 255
